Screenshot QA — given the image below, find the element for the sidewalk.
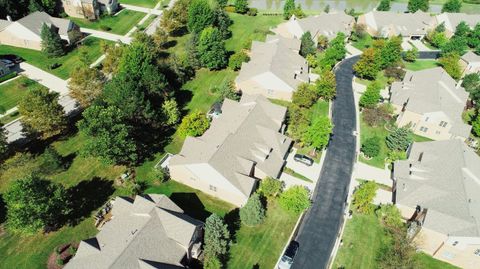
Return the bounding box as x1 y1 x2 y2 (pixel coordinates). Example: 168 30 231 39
17 62 69 95
80 28 132 44
121 3 163 15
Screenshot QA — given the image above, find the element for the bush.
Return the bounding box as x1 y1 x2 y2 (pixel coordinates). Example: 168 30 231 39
362 104 393 127
352 181 378 214
224 5 236 12
376 204 403 228
403 48 418 62
228 50 250 70
240 193 266 226
279 186 310 214
49 63 61 70
361 137 381 158
385 127 413 152
40 146 64 174
384 66 406 81
178 111 210 137
359 82 382 108
258 177 284 199
292 83 318 108
100 25 112 31
247 8 258 16
0 71 17 83
387 150 407 163
56 258 64 266
439 53 462 80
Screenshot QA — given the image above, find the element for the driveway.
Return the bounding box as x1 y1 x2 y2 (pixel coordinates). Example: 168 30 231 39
354 162 393 187
17 63 69 95
292 56 359 269
285 148 322 181
410 39 432 51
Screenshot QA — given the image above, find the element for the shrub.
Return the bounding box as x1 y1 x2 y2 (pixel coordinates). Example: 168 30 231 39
40 146 64 174
362 104 393 127
224 5 236 13
439 52 462 80
0 71 17 83
228 50 250 70
376 204 403 228
178 111 210 137
49 63 61 70
352 181 378 214
56 258 64 266
292 83 318 108
359 82 382 108
279 186 311 214
385 127 413 152
258 177 284 199
387 150 407 163
247 8 258 16
403 48 418 62
240 193 266 226
384 66 406 81
361 137 381 158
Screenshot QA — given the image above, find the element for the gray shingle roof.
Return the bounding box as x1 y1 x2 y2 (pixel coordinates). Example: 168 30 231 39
390 67 471 138
16 11 72 37
170 95 292 195
363 10 434 37
436 12 480 32
461 51 480 63
0 19 11 31
394 140 480 237
65 194 203 269
293 11 354 40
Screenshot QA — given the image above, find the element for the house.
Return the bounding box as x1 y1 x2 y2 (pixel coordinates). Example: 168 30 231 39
272 11 355 42
62 0 119 20
0 62 11 78
0 11 81 51
460 51 480 75
65 194 203 269
393 139 480 269
169 95 292 207
435 12 480 38
235 34 309 101
390 67 471 141
357 10 435 39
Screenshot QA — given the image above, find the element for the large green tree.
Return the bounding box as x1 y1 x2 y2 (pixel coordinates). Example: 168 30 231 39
198 27 228 69
439 52 462 80
279 186 310 214
0 126 8 161
178 111 210 137
161 0 189 34
258 177 284 199
300 31 316 57
442 0 462 12
359 82 382 108
40 23 65 57
0 0 30 20
377 0 391 11
18 87 67 139
188 0 215 33
240 193 266 226
385 127 413 152
68 65 105 107
315 70 336 100
407 0 429 12
286 105 310 142
204 214 230 261
352 181 378 214
283 0 295 19
4 175 70 234
292 83 318 108
379 36 402 69
302 116 333 151
354 48 380 80
78 105 138 165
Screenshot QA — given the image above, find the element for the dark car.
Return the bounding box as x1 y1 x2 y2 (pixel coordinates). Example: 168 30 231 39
1 54 23 64
293 154 314 166
278 240 300 269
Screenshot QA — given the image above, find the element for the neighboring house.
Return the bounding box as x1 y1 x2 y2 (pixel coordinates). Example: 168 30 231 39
62 0 119 20
460 51 480 75
393 139 480 269
390 67 471 141
0 62 11 78
0 11 81 51
65 194 203 269
235 34 309 101
435 12 480 38
169 95 292 207
272 11 355 42
357 10 435 39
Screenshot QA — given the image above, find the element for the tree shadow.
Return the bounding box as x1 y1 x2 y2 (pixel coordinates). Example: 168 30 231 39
162 40 177 49
0 194 6 224
224 208 240 242
66 177 114 225
169 192 211 222
61 152 76 170
251 264 260 269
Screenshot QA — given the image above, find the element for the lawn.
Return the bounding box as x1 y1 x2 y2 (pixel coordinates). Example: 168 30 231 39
137 14 157 31
352 34 374 51
0 76 41 112
227 201 299 269
391 0 480 13
0 37 107 79
119 0 160 8
70 10 145 35
356 71 389 89
404 60 439 71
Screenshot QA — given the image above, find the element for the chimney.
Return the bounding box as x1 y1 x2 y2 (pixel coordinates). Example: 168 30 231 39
6 15 12 22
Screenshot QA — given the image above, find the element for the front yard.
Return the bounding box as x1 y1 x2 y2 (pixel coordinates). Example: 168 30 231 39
70 10 145 35
0 37 108 79
0 76 41 113
119 0 160 8
404 60 439 71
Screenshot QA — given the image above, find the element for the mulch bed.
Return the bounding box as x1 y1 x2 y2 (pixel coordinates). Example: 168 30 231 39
46 243 79 269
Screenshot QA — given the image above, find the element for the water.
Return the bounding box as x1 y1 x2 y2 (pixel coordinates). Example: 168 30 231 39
249 0 443 13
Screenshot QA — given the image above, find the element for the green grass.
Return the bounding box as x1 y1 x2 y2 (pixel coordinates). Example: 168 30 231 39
0 76 40 112
0 111 21 125
137 15 157 31
310 99 329 120
227 200 299 269
0 37 108 79
119 0 159 8
415 253 460 269
283 167 313 182
226 13 283 53
70 10 145 35
352 34 374 51
391 0 480 13
404 60 439 71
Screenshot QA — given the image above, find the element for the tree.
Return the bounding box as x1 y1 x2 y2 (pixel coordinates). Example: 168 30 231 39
442 0 462 12
359 82 382 108
317 35 329 51
454 21 471 38
40 146 64 174
178 111 210 137
240 193 266 226
0 0 30 21
363 104 393 127
40 23 64 57
153 27 169 49
300 31 316 57
377 0 391 11
427 30 448 48
18 87 67 139
78 105 138 165
362 137 381 158
216 0 228 7
468 24 480 49
283 0 295 19
403 47 419 62
407 0 429 12
204 256 222 269
376 204 403 228
68 65 105 107
352 181 378 214
162 99 181 126
4 175 70 234
302 116 333 151
438 52 462 80
286 105 310 141
204 214 230 261
385 127 413 152
292 83 318 108
0 126 8 161
161 0 189 34
258 177 284 199
228 50 250 70
441 36 468 56
101 42 124 75
378 226 418 269
234 0 248 14
472 115 480 137
188 0 215 33
218 79 240 101
186 33 202 70
279 186 311 214
354 48 380 80
213 8 232 39
462 73 480 100
198 27 228 69
380 36 402 69
315 70 336 100
292 4 306 18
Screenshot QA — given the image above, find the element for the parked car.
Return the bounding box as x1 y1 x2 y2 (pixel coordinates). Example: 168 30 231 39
293 154 313 166
278 240 300 269
1 59 14 68
1 54 23 64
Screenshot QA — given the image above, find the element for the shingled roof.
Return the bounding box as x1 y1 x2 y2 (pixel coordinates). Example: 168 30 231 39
362 10 434 37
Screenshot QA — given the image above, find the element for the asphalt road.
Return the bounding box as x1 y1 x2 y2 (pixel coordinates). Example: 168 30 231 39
292 56 359 269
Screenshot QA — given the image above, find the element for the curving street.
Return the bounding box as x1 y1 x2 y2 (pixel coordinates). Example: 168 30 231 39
292 56 359 269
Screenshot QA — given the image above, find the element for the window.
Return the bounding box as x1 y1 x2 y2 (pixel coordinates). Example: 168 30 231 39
209 185 217 192
474 249 480 256
419 126 428 132
452 241 458 246
439 121 448 127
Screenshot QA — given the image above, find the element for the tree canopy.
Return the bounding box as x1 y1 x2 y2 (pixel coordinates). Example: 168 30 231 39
234 0 249 14
407 0 429 12
315 70 336 100
377 0 391 11
283 0 296 19
442 0 462 12
292 83 318 108
188 0 215 33
279 186 311 214
439 52 462 80
198 27 228 69
240 193 266 226
300 31 316 57
385 127 413 152
302 116 333 151
40 23 64 57
354 48 380 80
204 214 230 262
258 177 284 199
352 180 378 214
178 111 210 137
359 82 382 108
68 65 105 107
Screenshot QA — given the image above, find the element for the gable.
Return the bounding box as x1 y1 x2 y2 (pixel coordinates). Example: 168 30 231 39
4 22 41 42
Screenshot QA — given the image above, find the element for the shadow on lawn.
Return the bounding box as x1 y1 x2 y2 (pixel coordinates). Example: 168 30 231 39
169 192 212 222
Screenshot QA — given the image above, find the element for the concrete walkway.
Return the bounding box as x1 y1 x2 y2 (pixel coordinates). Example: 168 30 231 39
121 3 163 15
280 173 315 192
411 39 432 51
145 0 178 35
80 28 132 44
346 44 362 58
18 63 69 95
354 162 393 187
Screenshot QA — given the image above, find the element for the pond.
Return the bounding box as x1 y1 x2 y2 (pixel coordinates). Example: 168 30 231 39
249 0 443 13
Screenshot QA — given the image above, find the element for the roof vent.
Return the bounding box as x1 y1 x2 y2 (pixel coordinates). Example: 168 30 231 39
418 152 424 163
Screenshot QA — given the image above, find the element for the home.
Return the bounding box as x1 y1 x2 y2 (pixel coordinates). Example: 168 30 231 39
435 12 480 38
357 10 435 39
390 67 471 141
393 139 480 269
169 95 292 207
0 11 81 51
235 34 309 101
65 194 203 269
62 0 119 20
460 51 480 75
272 11 355 42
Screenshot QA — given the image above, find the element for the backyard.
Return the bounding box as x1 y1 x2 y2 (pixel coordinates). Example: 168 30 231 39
0 37 108 79
70 10 145 35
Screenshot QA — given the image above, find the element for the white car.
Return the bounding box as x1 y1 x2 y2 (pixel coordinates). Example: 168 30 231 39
278 241 299 269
